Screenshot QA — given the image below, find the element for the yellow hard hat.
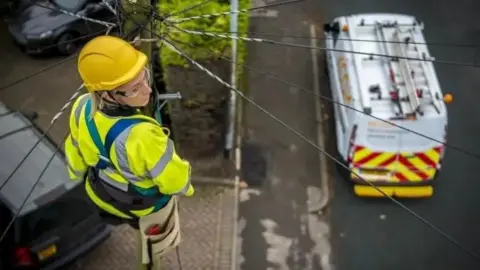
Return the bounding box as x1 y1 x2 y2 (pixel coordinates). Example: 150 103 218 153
77 35 147 92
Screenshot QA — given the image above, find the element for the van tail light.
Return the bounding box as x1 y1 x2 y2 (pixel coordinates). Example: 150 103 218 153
347 124 358 163
438 124 447 165
14 247 34 267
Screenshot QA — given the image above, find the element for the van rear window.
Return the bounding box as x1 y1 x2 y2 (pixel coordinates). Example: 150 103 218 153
363 119 444 150
365 126 401 148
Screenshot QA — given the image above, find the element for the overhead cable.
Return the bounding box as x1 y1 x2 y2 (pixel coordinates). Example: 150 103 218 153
186 29 477 48
33 2 115 27
173 27 480 68
0 131 69 242
165 0 304 23
0 23 118 93
164 0 216 19
158 34 480 262
0 21 127 192
165 24 480 161
0 56 76 92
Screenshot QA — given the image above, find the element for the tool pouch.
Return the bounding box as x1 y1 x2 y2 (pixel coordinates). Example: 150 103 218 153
138 196 181 265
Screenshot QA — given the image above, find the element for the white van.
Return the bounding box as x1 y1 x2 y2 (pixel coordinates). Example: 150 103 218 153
323 13 449 198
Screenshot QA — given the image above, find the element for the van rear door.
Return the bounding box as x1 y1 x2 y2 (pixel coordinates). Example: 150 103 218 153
352 117 445 183
394 118 445 181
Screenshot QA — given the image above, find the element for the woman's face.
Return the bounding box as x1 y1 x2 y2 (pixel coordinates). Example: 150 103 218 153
110 69 152 107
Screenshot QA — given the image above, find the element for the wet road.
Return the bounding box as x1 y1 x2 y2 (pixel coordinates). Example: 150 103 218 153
238 0 330 269
0 21 79 144
319 1 480 270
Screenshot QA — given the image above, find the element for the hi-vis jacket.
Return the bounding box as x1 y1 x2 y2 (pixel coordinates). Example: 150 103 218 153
65 94 193 219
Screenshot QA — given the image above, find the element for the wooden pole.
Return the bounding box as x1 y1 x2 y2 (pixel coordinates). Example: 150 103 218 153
120 2 161 269
121 0 156 118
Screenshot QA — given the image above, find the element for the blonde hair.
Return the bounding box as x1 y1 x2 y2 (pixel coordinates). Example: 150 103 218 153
89 92 102 120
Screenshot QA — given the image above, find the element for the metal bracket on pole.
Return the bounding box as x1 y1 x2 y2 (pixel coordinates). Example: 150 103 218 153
157 92 182 110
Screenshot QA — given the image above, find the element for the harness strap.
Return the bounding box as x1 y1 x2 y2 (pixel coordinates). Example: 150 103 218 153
82 97 172 218
87 168 171 219
84 98 150 169
84 99 110 170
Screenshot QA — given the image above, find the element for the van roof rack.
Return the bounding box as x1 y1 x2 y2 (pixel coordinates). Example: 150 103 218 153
339 15 445 119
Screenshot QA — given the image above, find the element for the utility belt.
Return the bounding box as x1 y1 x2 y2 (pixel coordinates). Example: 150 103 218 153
87 167 171 219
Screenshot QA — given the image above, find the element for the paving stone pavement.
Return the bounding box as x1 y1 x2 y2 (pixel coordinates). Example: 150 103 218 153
67 186 237 270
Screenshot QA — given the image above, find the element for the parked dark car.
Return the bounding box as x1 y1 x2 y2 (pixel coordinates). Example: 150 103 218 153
0 103 112 269
7 0 116 55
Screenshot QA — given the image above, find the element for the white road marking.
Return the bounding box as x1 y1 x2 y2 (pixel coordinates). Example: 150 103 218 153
237 217 247 268
239 188 262 202
261 219 293 270
306 186 334 270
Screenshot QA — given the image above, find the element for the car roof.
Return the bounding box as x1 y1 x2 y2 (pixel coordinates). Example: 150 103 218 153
0 102 79 217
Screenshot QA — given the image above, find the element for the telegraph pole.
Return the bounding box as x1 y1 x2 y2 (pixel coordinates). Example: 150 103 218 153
121 0 156 117
120 2 161 269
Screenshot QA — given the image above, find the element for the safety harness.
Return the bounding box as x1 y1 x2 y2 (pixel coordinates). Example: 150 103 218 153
83 98 171 220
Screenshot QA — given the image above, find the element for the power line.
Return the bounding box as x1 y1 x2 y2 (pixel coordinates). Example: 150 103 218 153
165 26 480 161
184 29 477 48
0 131 69 243
33 2 115 27
0 16 148 242
165 0 304 23
0 55 76 92
129 7 480 258
164 0 216 19
158 33 480 262
0 22 141 195
2 0 476 263
172 27 480 68
0 21 121 93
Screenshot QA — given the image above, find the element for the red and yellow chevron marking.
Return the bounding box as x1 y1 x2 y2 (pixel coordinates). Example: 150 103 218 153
350 145 442 183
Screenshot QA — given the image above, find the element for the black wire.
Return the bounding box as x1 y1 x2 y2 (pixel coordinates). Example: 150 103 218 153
175 246 183 270
165 27 480 162
164 0 216 19
0 131 69 243
186 29 477 48
33 1 114 27
167 0 305 24
0 6 145 92
60 5 480 262
0 55 76 92
172 27 480 68
0 18 122 93
0 0 158 243
113 0 124 35
0 18 147 203
158 33 480 262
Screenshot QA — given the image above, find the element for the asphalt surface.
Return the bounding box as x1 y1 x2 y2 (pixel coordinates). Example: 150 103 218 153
238 0 330 269
3 1 480 269
318 1 480 270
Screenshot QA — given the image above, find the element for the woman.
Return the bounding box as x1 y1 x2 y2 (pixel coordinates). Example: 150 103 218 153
65 35 193 269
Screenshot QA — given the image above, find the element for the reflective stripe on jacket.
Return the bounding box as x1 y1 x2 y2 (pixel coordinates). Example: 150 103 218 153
65 94 193 218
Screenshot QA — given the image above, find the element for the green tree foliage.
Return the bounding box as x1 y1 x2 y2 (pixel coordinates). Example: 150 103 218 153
157 0 251 82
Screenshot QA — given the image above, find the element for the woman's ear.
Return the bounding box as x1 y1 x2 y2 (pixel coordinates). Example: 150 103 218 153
98 91 108 99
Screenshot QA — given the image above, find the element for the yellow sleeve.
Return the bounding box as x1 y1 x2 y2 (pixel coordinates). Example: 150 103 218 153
65 94 89 181
126 123 194 196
